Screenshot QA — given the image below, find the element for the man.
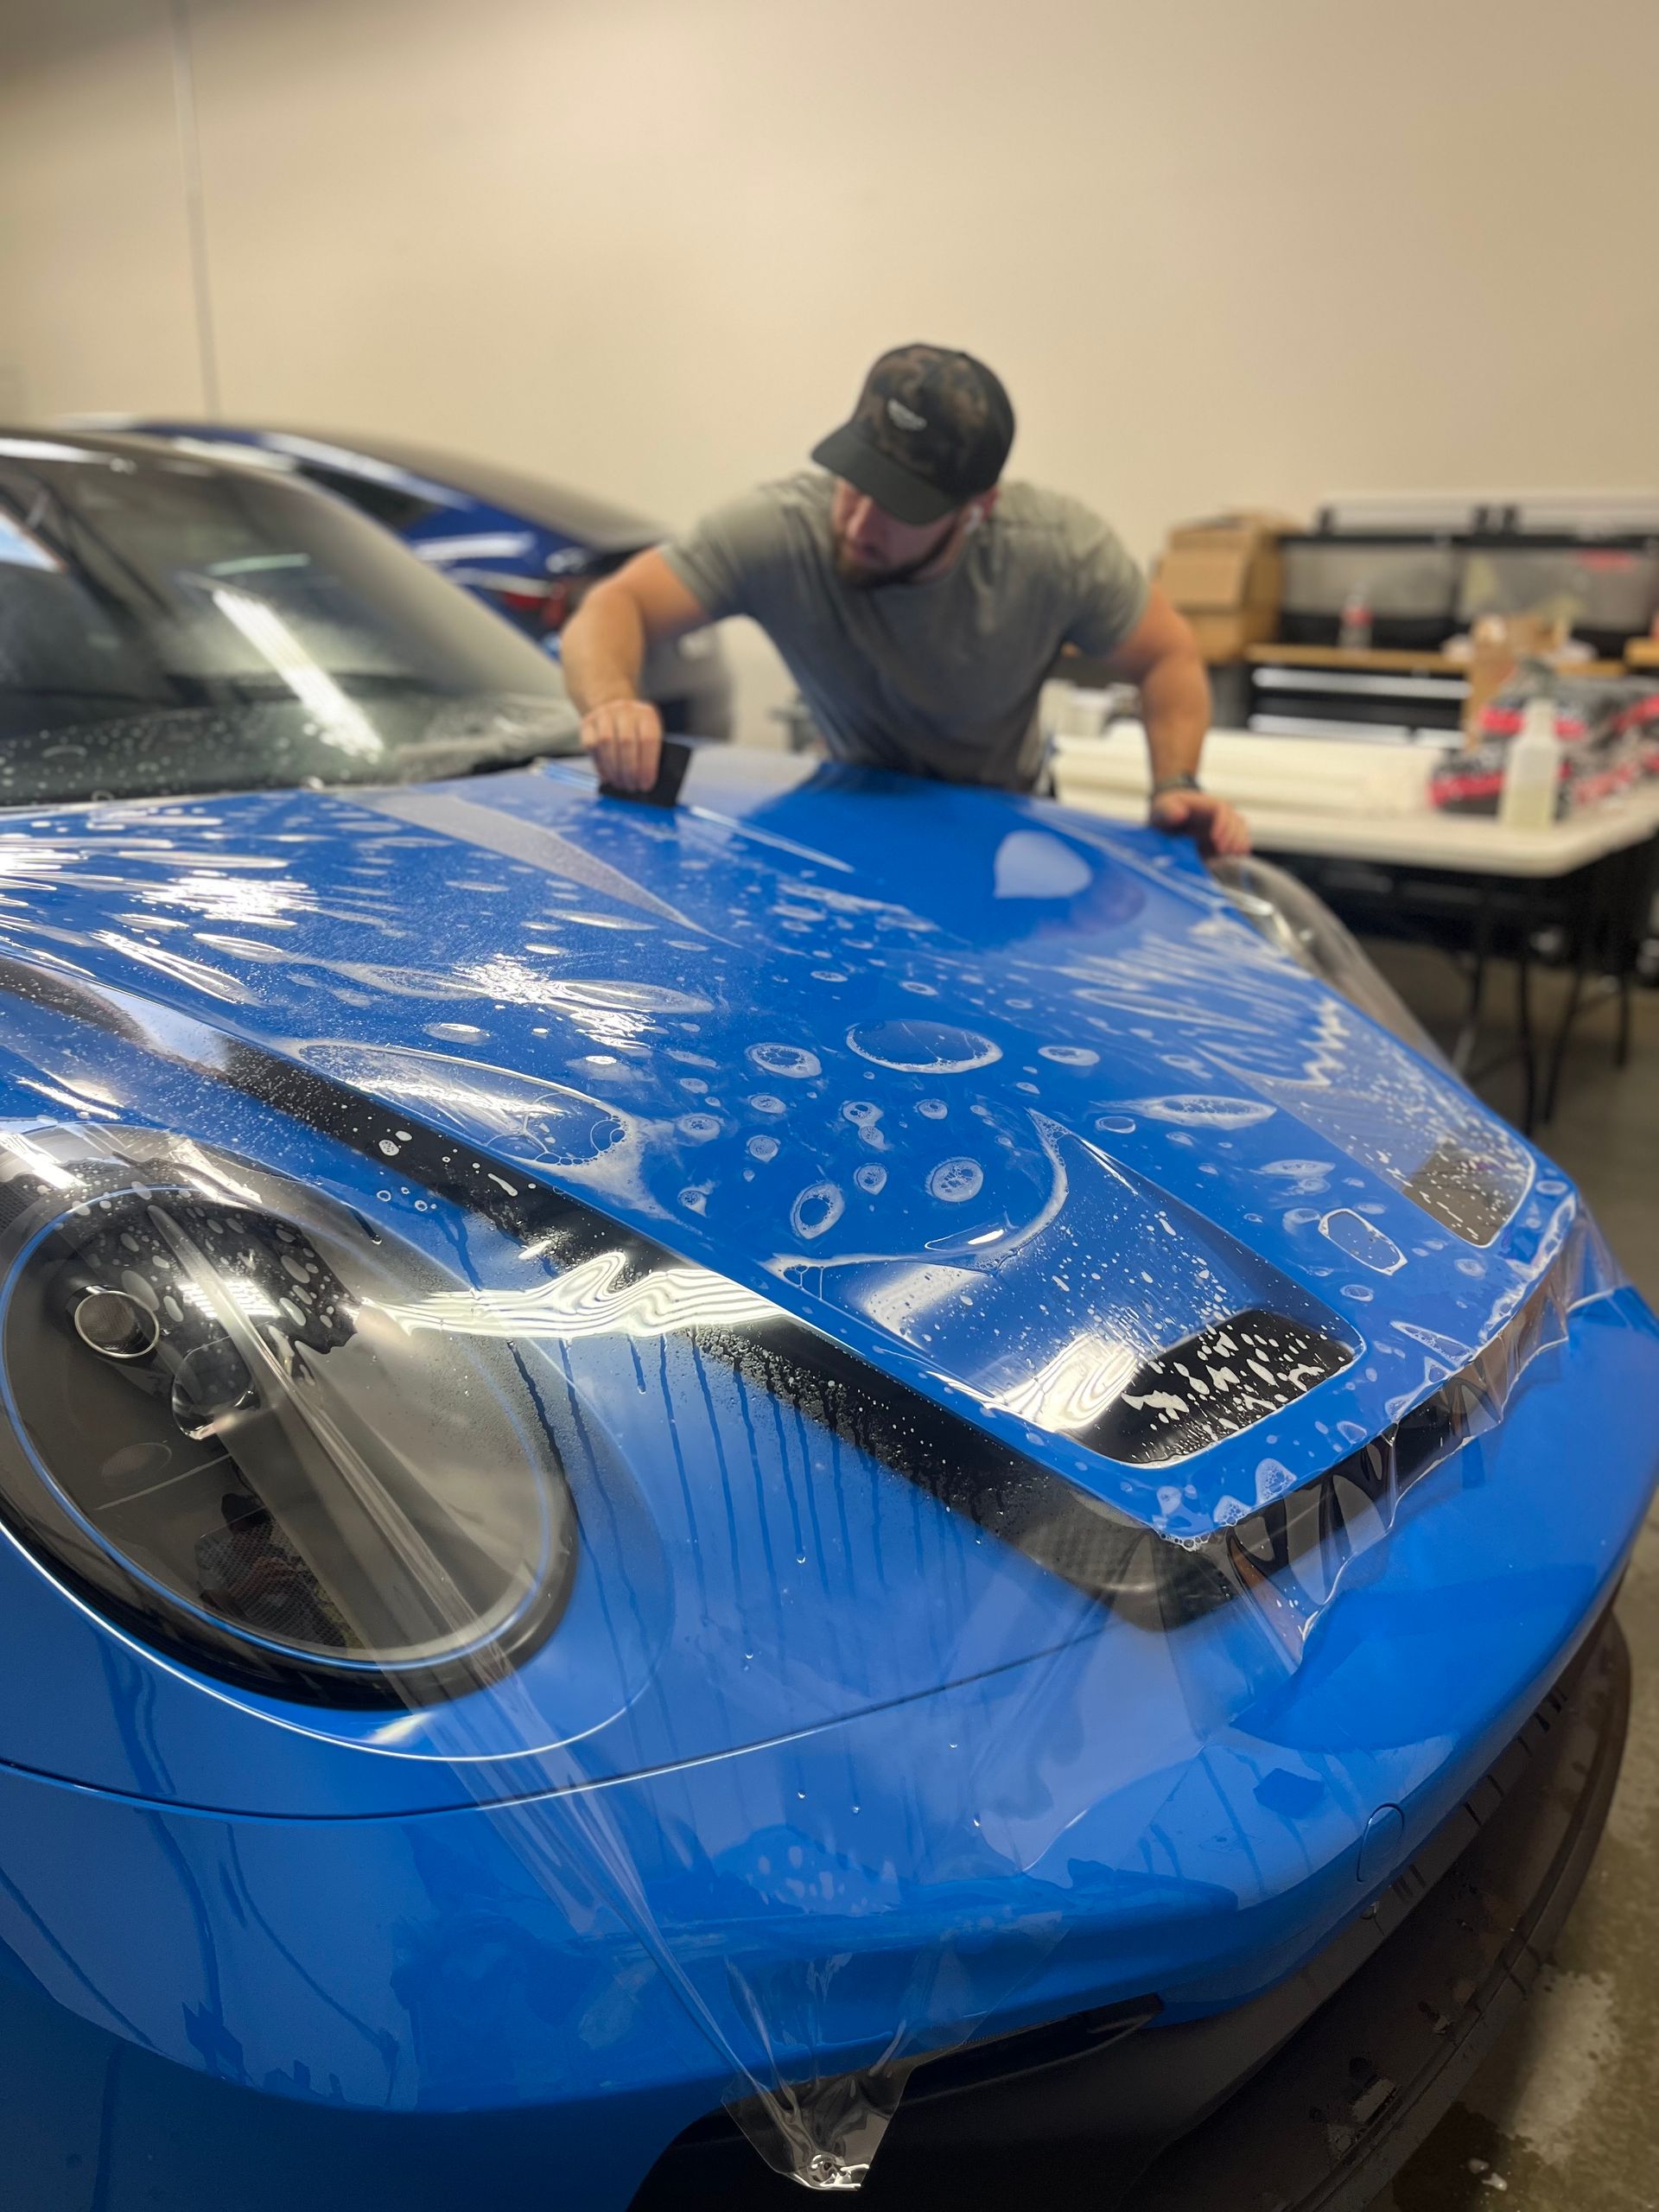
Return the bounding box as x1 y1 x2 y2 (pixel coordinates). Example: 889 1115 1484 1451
563 344 1248 856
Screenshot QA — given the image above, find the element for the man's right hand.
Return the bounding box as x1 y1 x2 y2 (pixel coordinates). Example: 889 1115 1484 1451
581 698 664 792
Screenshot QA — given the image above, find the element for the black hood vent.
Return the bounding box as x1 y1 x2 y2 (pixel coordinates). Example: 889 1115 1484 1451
1082 1312 1354 1466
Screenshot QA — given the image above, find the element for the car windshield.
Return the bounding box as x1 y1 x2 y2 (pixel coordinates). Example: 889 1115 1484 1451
0 435 582 806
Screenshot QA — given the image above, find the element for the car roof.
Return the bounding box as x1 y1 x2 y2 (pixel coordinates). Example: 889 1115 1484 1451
296 429 666 550
0 426 355 496
86 419 667 553
0 427 241 469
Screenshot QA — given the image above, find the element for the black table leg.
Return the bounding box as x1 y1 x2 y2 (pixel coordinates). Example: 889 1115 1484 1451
1515 942 1535 1135
1454 885 1492 1075
1541 860 1604 1125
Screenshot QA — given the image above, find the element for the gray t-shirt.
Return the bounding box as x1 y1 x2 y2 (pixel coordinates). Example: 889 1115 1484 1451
661 471 1148 791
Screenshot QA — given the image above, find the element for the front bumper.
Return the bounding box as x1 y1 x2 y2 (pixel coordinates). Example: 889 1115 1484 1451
635 1603 1631 2209
0 1283 1649 2210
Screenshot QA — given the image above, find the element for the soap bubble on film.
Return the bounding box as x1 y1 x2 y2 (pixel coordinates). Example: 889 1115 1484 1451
855 1163 887 1194
791 1180 846 1240
927 1157 984 1204
747 1135 780 1162
1319 1208 1406 1275
747 1042 821 1080
1259 1159 1334 1193
916 1098 948 1121
1039 1045 1100 1069
846 1019 1001 1075
1128 1096 1274 1129
1095 1113 1137 1135
677 1114 721 1142
1254 1459 1296 1504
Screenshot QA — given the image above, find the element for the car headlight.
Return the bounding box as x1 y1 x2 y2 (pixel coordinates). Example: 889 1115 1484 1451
0 1122 575 1706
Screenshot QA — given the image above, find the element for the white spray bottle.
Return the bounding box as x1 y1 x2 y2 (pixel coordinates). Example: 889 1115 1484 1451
1498 692 1561 832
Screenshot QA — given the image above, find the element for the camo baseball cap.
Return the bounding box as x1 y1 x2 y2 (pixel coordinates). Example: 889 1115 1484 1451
810 344 1016 526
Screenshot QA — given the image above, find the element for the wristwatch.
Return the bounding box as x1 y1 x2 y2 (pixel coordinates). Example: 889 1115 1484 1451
1150 773 1203 799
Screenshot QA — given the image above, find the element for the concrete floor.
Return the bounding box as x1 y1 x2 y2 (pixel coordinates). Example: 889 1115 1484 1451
1361 947 1659 2212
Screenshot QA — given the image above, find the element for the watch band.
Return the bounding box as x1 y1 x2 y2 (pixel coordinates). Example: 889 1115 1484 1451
1151 772 1203 798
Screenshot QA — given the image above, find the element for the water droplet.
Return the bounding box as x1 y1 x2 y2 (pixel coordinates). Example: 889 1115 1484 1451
927 1157 984 1204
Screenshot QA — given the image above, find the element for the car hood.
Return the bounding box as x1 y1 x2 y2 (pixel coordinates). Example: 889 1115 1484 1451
0 747 1574 1543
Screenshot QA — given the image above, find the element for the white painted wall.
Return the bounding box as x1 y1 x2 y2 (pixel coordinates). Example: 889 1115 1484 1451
3 0 1655 728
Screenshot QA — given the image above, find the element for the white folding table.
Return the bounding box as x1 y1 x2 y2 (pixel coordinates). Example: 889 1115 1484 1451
1055 731 1659 1134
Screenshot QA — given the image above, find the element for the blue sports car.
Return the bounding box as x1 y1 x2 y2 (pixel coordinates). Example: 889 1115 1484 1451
0 429 1653 2212
73 414 735 742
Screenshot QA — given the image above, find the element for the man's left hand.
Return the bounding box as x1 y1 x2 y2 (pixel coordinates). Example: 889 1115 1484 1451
1149 788 1251 859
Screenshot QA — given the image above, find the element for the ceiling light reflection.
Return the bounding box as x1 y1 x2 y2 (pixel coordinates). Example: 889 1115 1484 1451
990 1332 1138 1433
209 586 384 760
371 1249 779 1342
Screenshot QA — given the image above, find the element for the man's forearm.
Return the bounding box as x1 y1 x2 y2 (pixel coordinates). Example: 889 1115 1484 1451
1138 648 1212 787
561 587 648 715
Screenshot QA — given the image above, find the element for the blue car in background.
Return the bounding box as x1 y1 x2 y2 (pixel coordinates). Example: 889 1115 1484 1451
0 429 1654 2212
77 415 734 741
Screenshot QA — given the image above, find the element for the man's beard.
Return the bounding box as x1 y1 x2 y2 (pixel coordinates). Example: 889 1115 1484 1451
832 514 961 589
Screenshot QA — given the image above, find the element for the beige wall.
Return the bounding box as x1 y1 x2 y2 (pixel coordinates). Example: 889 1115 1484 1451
3 0 1656 725
0 0 201 418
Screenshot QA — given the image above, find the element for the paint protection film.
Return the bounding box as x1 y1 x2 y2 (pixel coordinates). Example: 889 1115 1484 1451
1209 853 1450 1071
0 1103 1644 2193
0 1116 1088 2187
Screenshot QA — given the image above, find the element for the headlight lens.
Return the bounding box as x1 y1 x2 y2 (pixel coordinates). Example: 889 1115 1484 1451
0 1123 575 1706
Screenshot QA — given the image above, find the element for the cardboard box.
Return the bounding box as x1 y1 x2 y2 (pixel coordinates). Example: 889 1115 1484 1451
1179 607 1276 662
1154 510 1299 664
1459 612 1573 743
